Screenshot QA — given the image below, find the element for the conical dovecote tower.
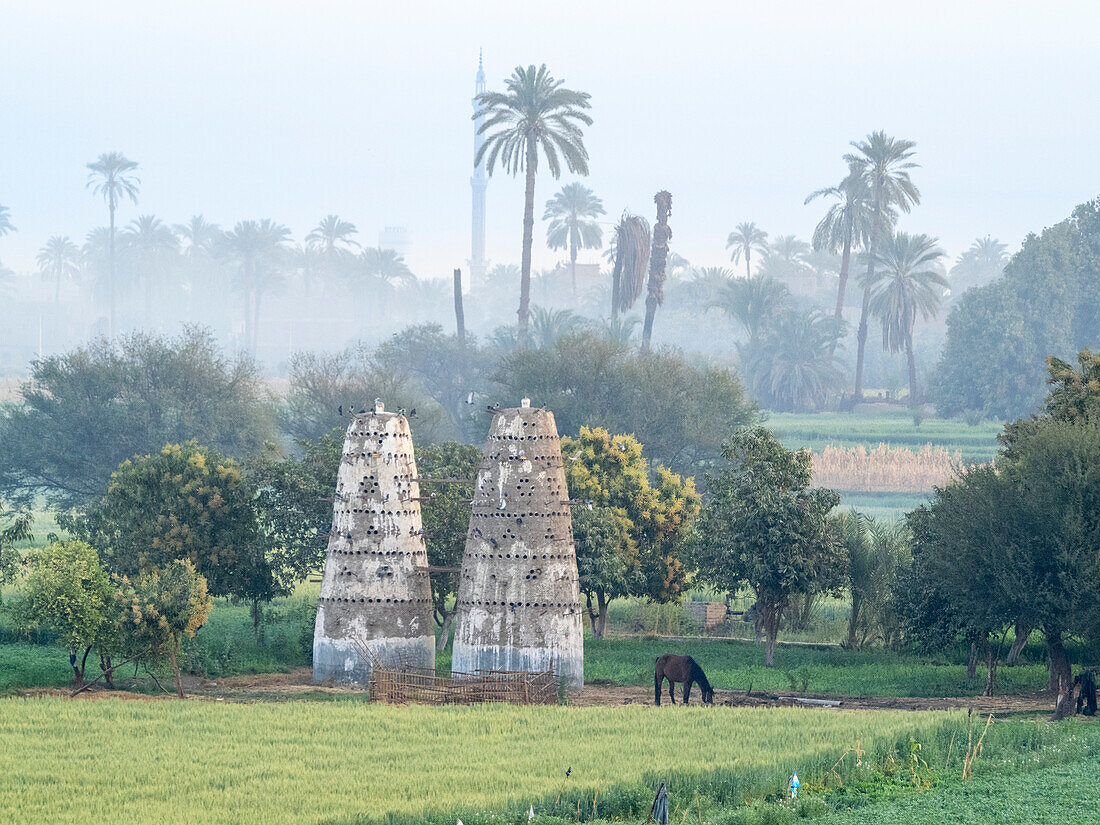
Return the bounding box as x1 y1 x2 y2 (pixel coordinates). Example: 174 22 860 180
452 399 584 691
313 401 435 685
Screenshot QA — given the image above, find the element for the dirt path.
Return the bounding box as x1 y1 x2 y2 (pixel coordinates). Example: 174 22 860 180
29 668 1056 715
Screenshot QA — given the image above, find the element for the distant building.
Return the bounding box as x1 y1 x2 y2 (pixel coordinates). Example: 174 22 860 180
378 226 409 256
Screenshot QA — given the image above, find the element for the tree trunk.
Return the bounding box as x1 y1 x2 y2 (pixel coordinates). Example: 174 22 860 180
570 242 577 302
830 235 852 356
983 638 998 697
852 202 880 406
744 249 751 279
252 291 263 354
55 273 61 306
967 640 979 682
453 268 465 341
1007 621 1030 665
760 598 783 668
1046 630 1073 718
846 591 863 649
100 651 115 689
642 191 671 351
251 598 264 644
611 266 620 319
906 332 919 408
596 591 609 640
169 646 185 699
437 609 455 652
517 135 537 344
108 202 117 339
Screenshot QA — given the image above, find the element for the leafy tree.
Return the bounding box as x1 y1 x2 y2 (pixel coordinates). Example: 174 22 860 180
475 64 592 341
0 328 274 509
247 435 339 613
496 333 757 478
806 162 876 327
726 222 768 278
220 219 291 352
561 428 700 632
544 182 604 298
86 152 140 337
115 559 211 698
0 501 31 602
844 132 918 404
932 201 1100 420
36 236 82 305
15 540 113 686
694 427 845 666
867 231 948 406
70 442 265 631
416 442 482 649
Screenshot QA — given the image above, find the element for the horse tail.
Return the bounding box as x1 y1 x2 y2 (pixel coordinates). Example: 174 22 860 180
654 659 663 705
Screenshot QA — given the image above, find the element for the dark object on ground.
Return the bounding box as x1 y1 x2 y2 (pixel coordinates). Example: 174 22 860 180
649 782 668 824
654 654 713 705
1075 670 1097 716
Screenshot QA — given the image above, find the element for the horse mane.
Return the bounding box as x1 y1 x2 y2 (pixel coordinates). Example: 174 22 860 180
689 658 711 692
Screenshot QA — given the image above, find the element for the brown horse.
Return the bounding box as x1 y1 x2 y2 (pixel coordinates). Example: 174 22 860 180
654 654 714 706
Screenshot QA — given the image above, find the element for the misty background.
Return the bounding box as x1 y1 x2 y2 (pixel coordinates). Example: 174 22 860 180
1 0 1098 381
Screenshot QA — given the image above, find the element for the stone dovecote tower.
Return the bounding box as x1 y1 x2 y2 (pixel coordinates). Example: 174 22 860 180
313 402 435 685
451 399 584 691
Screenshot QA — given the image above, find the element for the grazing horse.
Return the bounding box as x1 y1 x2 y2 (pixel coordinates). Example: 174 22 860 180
654 654 714 706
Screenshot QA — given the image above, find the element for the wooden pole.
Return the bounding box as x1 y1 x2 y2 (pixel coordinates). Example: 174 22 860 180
453 268 465 341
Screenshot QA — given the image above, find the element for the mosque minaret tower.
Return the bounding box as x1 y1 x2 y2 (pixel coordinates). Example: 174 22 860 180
470 50 489 288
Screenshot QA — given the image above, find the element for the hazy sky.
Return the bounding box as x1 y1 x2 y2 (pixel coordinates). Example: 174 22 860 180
2 1 1098 281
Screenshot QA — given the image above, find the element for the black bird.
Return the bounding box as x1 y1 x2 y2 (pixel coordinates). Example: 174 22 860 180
339 405 344 416
487 403 501 413
408 408 417 418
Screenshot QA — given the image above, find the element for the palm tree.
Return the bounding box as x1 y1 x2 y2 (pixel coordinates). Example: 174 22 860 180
726 222 768 278
610 213 649 318
0 206 15 237
867 231 947 407
123 215 179 325
544 182 604 299
712 274 790 344
36 236 82 305
474 64 593 342
355 247 414 323
806 162 878 326
529 306 585 348
844 132 920 404
742 308 845 412
642 190 673 350
598 315 639 344
949 235 1008 296
175 216 224 318
220 219 291 352
86 152 140 337
306 215 359 297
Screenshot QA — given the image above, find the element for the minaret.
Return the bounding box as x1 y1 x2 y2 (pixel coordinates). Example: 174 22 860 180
470 50 489 288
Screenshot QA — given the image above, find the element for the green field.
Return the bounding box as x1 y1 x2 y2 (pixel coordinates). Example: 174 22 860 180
768 411 1002 463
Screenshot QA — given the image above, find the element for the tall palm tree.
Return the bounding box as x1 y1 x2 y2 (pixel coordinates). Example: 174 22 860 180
355 247 414 323
220 219 291 352
36 236 82 305
806 162 879 327
844 132 920 404
306 215 359 297
0 262 15 298
544 182 604 299
123 215 179 326
750 308 845 412
0 206 15 237
726 222 768 278
474 64 593 342
642 190 672 350
867 232 947 407
529 306 584 348
86 152 140 338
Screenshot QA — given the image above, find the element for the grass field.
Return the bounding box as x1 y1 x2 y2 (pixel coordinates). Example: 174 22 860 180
767 412 1003 463
1 698 1095 825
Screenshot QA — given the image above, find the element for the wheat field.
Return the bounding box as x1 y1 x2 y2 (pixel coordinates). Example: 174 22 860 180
812 443 967 493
